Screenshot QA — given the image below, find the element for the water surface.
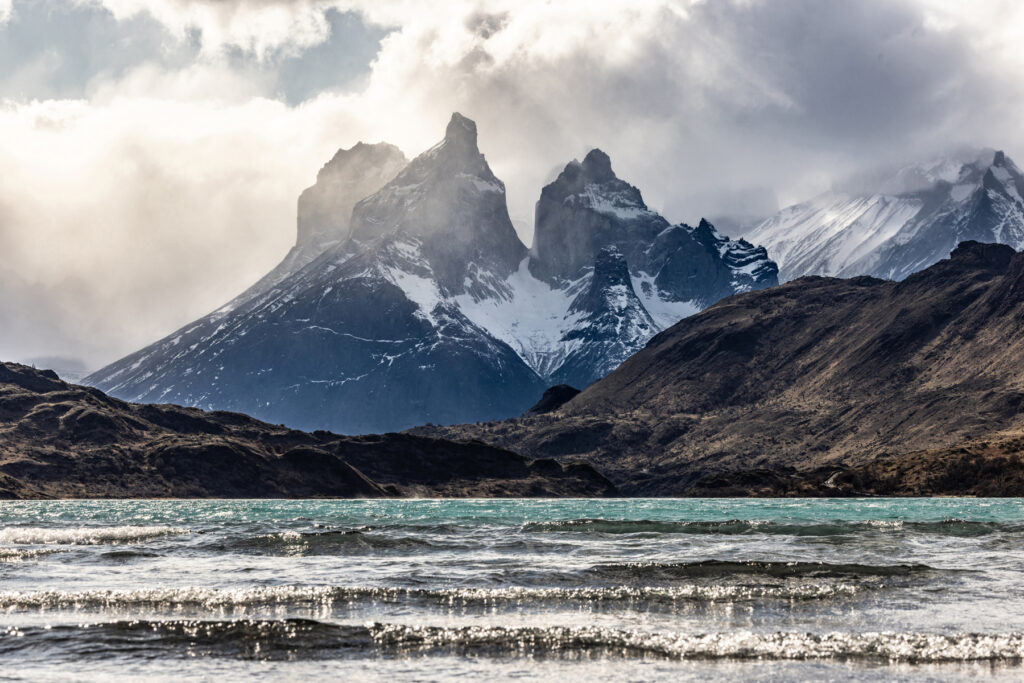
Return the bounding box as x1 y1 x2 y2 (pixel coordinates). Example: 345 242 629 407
1 498 1023 681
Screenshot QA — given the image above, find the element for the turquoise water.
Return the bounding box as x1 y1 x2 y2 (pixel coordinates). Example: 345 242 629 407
2 498 1024 681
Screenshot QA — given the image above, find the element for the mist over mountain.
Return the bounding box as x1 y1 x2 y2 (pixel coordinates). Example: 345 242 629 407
749 149 1024 281
87 114 777 433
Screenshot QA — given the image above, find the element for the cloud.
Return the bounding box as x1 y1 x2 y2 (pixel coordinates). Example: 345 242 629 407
1 0 1023 367
78 0 336 57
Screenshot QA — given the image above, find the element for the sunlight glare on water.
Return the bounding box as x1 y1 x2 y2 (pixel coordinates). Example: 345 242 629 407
1 498 1023 681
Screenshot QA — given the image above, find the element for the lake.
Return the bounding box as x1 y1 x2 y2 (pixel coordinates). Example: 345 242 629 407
2 498 1023 681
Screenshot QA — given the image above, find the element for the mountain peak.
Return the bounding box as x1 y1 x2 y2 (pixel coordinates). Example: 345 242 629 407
296 141 407 247
569 246 637 315
445 112 478 149
994 150 1007 167
316 141 406 182
348 112 526 292
581 148 615 182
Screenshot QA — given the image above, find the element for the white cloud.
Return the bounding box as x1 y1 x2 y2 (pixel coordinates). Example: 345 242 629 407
0 0 11 23
78 0 337 57
1 0 1023 366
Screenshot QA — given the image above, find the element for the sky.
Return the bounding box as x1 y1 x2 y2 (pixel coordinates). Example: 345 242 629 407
1 0 1023 368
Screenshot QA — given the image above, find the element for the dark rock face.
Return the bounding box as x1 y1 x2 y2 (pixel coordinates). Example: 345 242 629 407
350 113 527 297
525 385 581 415
750 150 1024 282
297 142 407 247
0 363 616 499
658 219 780 308
420 241 1024 495
551 247 658 388
531 149 667 283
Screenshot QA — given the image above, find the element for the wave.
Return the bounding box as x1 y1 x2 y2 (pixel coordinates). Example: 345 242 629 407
0 526 188 545
587 560 940 582
216 529 442 554
2 619 1022 663
98 550 162 562
0 548 66 563
0 582 865 612
522 518 1024 537
368 623 1024 663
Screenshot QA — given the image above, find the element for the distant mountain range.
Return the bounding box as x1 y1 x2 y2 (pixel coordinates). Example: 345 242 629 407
748 149 1024 281
87 114 777 433
422 241 1024 496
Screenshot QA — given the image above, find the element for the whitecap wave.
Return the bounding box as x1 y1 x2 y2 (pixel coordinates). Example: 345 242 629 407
0 526 188 545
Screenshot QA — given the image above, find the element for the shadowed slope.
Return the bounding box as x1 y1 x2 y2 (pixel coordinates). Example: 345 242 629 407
419 241 1024 495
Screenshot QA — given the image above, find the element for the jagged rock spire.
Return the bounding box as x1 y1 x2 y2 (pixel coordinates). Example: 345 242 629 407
445 112 478 149
531 148 663 282
580 149 616 183
348 113 526 294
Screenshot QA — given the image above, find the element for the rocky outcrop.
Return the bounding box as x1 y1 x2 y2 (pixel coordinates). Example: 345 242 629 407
0 363 616 499
525 385 581 415
419 241 1024 496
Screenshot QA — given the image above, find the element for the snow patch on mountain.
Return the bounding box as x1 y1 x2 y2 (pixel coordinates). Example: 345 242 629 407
629 272 700 329
455 258 586 379
750 150 1024 282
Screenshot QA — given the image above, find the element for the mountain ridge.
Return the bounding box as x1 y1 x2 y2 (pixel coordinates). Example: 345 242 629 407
748 150 1024 282
0 362 615 499
86 113 778 433
417 240 1024 495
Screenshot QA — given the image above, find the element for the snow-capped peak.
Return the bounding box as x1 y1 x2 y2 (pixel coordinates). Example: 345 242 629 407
749 148 1024 282
88 119 779 434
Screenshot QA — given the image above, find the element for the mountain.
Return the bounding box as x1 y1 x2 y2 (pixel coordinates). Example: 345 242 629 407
0 362 615 499
86 115 546 434
297 141 408 248
748 150 1024 281
87 114 778 433
240 141 408 302
419 241 1024 496
454 148 778 389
